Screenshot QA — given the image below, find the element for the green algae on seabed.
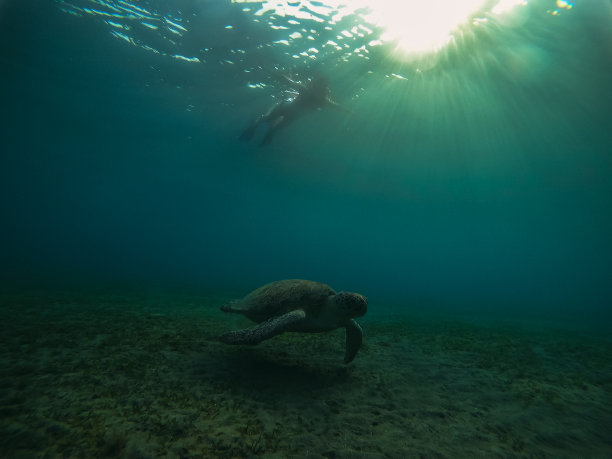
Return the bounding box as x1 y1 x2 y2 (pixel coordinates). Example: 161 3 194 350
1 290 611 458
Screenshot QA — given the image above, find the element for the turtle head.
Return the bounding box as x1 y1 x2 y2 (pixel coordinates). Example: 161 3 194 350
334 292 367 318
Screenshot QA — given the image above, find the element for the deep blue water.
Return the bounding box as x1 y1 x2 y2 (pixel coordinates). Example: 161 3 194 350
1 0 611 321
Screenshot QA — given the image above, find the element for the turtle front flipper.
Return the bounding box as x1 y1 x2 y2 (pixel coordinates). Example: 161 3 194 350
344 319 363 364
219 310 306 345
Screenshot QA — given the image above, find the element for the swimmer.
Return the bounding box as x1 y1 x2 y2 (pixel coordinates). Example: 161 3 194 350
239 75 347 146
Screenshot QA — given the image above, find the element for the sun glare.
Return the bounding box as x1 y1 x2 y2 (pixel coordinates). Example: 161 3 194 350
242 0 536 60
364 0 488 56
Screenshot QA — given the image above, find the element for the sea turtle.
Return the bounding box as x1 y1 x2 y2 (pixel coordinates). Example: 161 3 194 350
219 279 367 363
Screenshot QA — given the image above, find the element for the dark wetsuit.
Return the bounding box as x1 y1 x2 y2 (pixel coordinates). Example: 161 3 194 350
240 77 331 146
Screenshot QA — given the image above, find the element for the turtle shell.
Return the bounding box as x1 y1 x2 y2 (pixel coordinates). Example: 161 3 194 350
235 279 335 323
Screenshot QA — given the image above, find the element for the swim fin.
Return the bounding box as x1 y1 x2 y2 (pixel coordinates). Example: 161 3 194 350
239 124 256 141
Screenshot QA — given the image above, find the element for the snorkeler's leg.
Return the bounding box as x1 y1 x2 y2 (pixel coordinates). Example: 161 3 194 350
239 122 257 141
261 116 287 146
240 103 285 142
239 114 263 141
261 130 274 146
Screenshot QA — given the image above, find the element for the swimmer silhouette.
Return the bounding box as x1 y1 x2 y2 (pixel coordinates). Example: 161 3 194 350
240 75 346 146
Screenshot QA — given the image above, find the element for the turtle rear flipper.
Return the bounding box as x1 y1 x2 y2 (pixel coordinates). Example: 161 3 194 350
344 319 363 364
219 310 306 345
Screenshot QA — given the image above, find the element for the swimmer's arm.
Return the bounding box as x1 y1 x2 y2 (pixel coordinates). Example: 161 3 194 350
325 97 353 114
279 73 307 90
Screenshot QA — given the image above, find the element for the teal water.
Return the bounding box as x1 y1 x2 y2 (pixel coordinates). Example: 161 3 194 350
1 2 611 456
1 0 611 317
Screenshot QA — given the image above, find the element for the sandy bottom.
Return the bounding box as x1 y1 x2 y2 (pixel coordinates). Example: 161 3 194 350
1 289 610 458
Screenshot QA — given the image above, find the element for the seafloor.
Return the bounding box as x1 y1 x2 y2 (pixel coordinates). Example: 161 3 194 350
1 289 610 458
